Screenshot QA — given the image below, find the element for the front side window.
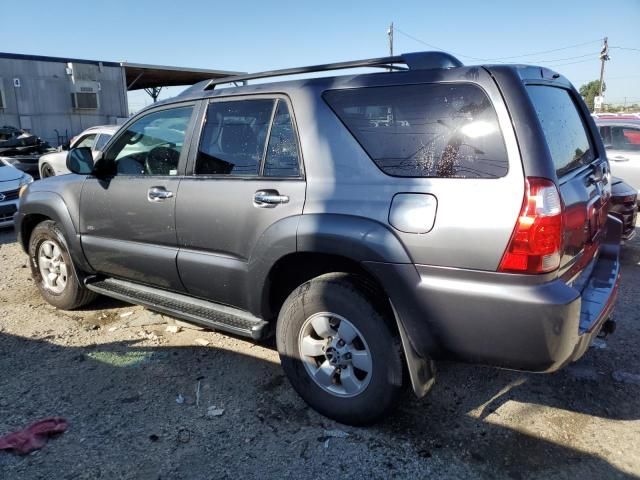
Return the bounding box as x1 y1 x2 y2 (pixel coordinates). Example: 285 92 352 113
196 100 275 176
75 134 97 149
608 126 640 152
323 83 508 178
527 86 595 177
103 106 194 176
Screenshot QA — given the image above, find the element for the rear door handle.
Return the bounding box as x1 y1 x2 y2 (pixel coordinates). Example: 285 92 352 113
254 190 289 208
148 186 174 202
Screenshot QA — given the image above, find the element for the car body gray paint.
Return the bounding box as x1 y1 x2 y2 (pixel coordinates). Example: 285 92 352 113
17 60 621 393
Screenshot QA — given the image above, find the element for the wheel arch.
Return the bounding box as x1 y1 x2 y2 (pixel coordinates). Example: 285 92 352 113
250 213 435 397
17 191 93 273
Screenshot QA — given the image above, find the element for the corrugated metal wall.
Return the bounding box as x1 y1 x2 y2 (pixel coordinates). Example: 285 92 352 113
0 57 128 146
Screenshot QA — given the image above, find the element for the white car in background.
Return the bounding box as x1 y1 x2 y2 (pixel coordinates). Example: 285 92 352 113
595 118 640 192
38 125 119 178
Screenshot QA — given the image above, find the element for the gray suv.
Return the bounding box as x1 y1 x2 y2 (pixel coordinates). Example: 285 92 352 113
16 51 621 425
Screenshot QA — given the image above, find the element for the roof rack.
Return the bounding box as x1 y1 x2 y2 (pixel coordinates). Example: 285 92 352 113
204 51 463 90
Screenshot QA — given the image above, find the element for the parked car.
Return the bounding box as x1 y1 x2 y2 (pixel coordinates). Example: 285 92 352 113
16 51 621 425
595 118 640 195
610 177 638 242
38 125 119 178
0 163 32 228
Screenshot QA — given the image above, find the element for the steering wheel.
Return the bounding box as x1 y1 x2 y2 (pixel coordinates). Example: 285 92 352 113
145 146 179 175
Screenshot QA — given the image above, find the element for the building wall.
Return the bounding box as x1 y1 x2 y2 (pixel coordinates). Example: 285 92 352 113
0 57 128 146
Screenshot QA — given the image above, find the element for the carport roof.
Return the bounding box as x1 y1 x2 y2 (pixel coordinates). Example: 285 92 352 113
122 62 244 90
0 52 244 90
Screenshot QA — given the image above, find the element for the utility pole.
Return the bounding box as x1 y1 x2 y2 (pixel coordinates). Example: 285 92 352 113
596 37 609 111
387 22 394 71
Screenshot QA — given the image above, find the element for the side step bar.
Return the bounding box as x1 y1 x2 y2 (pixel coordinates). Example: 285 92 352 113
85 277 268 340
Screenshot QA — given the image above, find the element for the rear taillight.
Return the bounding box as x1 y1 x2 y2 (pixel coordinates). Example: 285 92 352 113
498 177 563 274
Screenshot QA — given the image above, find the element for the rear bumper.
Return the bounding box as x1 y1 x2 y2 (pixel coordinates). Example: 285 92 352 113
364 216 622 373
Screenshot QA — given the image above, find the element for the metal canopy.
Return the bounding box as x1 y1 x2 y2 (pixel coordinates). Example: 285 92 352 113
123 62 244 90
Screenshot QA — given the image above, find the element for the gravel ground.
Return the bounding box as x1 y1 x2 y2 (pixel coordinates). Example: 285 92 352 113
0 225 639 480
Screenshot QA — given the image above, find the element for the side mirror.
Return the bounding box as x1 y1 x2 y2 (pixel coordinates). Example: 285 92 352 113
66 147 94 174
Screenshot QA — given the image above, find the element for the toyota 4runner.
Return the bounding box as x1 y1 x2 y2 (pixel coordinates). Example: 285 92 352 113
16 51 622 425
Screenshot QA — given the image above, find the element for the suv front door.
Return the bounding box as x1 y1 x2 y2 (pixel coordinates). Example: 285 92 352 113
600 123 640 192
176 96 305 310
79 103 197 290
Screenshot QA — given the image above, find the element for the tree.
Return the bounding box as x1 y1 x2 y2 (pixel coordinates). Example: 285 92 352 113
579 80 606 111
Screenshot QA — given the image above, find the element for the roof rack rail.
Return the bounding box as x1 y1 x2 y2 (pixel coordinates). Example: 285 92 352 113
204 51 463 90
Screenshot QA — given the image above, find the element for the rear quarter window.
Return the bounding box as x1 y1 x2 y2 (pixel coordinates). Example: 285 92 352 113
323 83 508 178
526 86 595 177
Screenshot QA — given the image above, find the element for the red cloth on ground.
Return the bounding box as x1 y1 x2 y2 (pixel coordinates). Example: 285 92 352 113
0 417 68 454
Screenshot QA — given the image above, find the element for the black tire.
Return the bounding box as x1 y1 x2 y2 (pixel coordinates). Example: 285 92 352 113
28 220 97 310
40 163 55 178
276 273 404 425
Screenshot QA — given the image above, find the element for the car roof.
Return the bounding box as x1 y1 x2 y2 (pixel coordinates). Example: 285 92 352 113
82 125 120 135
594 118 640 127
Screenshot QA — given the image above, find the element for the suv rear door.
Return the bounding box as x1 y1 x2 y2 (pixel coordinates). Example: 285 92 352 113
79 103 198 290
175 96 305 310
525 84 610 280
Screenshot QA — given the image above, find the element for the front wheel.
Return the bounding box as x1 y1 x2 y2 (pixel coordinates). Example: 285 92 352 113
28 220 97 310
276 273 404 425
40 163 56 178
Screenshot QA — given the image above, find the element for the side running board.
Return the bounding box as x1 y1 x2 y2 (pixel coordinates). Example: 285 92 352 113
85 277 268 340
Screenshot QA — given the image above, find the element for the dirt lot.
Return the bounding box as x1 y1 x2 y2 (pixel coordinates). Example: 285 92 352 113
0 226 639 480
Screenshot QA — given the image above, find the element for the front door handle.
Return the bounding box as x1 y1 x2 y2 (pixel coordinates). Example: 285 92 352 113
254 190 289 208
148 186 174 202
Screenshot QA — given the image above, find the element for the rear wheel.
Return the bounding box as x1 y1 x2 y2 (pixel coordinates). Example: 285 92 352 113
28 220 97 310
40 163 55 178
276 273 404 425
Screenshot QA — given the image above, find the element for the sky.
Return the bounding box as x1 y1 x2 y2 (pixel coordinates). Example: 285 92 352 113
2 0 639 112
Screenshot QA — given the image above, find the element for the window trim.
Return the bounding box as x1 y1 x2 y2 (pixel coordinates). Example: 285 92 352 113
97 100 199 179
185 93 305 180
322 81 509 179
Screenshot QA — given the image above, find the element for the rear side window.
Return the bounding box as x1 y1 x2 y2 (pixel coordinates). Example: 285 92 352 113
196 99 275 176
94 133 112 151
527 86 595 177
323 83 508 178
264 100 300 177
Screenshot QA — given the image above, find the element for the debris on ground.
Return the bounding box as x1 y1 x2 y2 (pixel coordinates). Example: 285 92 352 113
612 371 640 385
591 338 607 349
0 417 68 455
86 351 154 367
194 338 210 346
119 311 134 318
323 429 349 439
207 406 225 417
128 312 166 327
165 325 181 334
176 394 185 405
174 320 205 331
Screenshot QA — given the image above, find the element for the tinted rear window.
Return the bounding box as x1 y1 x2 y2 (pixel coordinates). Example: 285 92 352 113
527 86 595 177
323 83 508 178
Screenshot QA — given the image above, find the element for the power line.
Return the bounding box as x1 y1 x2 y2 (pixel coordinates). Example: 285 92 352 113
393 27 490 61
547 58 600 68
394 27 603 62
610 46 640 52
